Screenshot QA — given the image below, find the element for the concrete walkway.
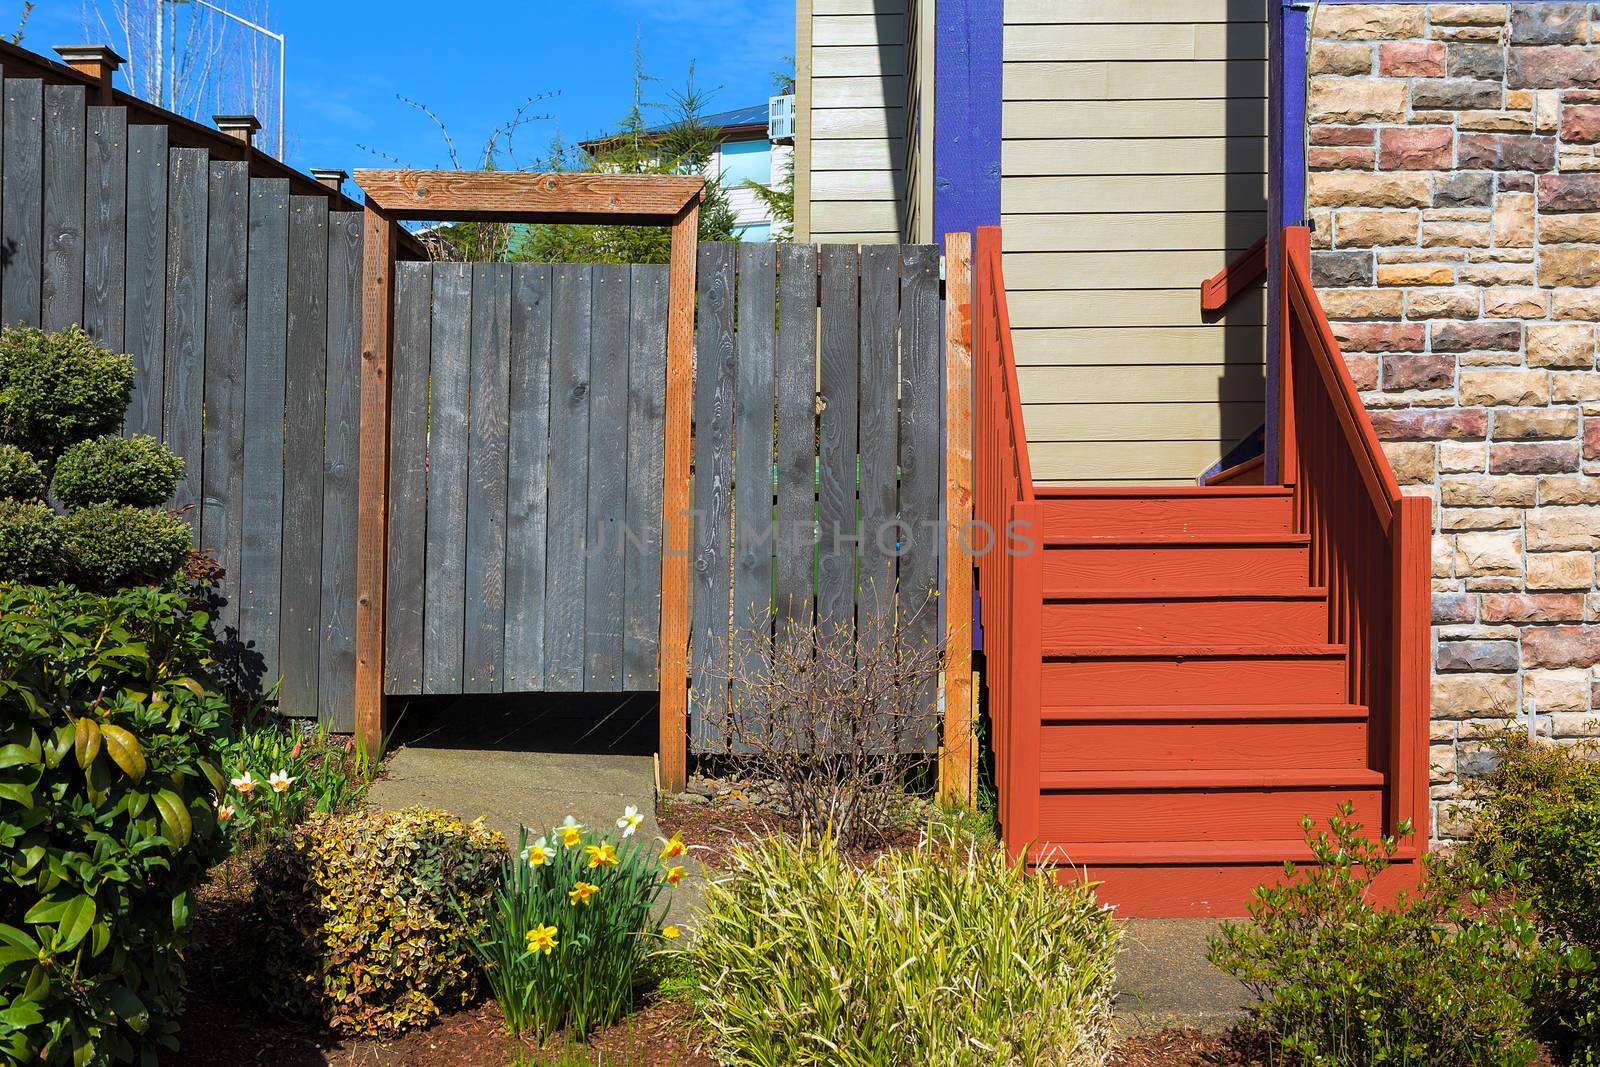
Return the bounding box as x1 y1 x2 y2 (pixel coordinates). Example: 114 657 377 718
1114 918 1252 1035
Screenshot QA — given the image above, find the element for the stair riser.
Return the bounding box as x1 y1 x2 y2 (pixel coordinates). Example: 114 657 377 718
1042 655 1349 704
1038 787 1383 844
1046 860 1421 919
1042 720 1370 772
1043 544 1308 590
1044 597 1327 646
1041 495 1293 537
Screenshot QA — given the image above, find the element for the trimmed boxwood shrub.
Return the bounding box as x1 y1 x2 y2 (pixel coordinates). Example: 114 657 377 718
52 434 184 509
0 443 45 500
59 504 193 591
249 806 507 1037
0 498 65 581
0 325 132 459
0 581 230 1065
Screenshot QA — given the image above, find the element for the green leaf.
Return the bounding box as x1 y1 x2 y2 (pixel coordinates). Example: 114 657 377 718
50 895 96 953
106 985 148 1034
100 724 145 782
73 717 100 770
0 1000 43 1029
20 962 49 1003
198 759 226 795
0 780 34 809
0 924 40 953
152 790 192 848
0 742 39 769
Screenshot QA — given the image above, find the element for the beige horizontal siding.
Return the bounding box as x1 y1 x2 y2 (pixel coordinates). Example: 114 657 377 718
1027 400 1267 441
812 45 906 77
1004 250 1254 291
1029 441 1248 483
1003 137 1266 176
811 170 901 200
1004 99 1266 139
810 76 906 108
812 138 907 170
811 200 902 234
998 212 1267 252
1006 0 1266 23
1005 23 1267 63
814 14 905 46
1007 290 1266 329
1006 60 1267 100
1002 175 1267 214
1013 326 1270 366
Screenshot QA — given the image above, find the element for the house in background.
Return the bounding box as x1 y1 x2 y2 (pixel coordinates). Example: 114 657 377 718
581 100 795 242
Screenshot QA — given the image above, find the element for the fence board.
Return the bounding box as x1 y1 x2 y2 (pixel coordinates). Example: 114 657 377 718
585 264 630 690
899 244 942 745
41 83 84 332
816 245 860 639
506 264 552 691
83 107 126 349
465 263 511 693
279 196 329 718
163 148 208 528
733 243 776 670
239 178 289 686
424 263 471 694
122 123 166 436
2 77 41 327
320 210 362 729
858 244 899 632
545 264 593 692
690 242 736 747
200 159 248 636
386 261 431 695
775 243 818 630
623 265 668 690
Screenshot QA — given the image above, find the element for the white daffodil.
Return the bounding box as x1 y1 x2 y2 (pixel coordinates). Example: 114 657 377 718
616 805 644 838
556 816 584 847
522 836 552 867
268 769 297 793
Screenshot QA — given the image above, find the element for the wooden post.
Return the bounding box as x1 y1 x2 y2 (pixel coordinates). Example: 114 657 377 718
1007 498 1045 864
354 205 396 755
657 195 700 794
939 232 975 806
1391 493 1431 842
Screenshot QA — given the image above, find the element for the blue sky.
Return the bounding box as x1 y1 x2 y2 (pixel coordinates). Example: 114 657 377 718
20 0 792 176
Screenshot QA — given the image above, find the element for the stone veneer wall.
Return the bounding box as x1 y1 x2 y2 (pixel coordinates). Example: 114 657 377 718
1305 3 1599 839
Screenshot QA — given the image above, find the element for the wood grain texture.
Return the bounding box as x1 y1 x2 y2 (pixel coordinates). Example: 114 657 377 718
2 77 42 328
624 265 668 691
898 244 940 747
775 243 818 629
354 170 702 223
544 264 593 692
816 245 860 641
122 123 168 437
82 106 127 349
200 160 248 635
41 83 85 333
465 264 511 693
354 206 395 753
385 262 431 695
940 232 974 805
584 264 630 690
505 264 553 692
161 148 208 529
320 210 363 728
423 263 471 695
732 242 777 666
857 244 898 627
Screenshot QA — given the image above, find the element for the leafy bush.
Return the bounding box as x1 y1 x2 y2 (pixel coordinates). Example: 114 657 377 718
0 499 64 582
1210 802 1550 1066
0 581 231 1065
693 830 1121 1067
1465 732 1600 1060
0 443 45 500
249 806 507 1036
472 812 679 1040
0 325 132 459
51 434 184 509
59 504 193 590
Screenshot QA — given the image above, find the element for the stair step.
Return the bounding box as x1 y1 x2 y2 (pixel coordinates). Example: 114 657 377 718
1038 839 1418 867
1041 645 1349 704
1041 713 1370 772
1043 703 1366 722
1042 537 1309 590
1037 485 1294 538
1044 589 1328 646
1041 768 1384 791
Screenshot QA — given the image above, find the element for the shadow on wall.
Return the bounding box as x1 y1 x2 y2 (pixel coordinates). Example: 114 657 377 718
883 8 910 241
383 691 660 757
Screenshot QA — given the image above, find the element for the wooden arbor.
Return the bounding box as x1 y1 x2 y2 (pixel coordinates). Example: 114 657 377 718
352 170 703 790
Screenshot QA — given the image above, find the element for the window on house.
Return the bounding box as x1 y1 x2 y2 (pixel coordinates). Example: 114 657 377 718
719 138 771 188
735 222 771 243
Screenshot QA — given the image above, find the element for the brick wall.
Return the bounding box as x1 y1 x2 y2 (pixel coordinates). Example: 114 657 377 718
1305 3 1599 839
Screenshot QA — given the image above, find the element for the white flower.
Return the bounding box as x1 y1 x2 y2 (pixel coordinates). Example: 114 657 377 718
268 769 296 793
230 771 257 795
616 805 644 838
216 802 235 823
522 836 552 867
556 816 584 847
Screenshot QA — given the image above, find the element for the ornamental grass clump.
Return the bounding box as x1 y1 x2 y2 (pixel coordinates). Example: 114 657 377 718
470 809 683 1040
693 830 1121 1067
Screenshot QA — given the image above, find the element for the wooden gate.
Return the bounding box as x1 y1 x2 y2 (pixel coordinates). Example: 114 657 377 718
383 261 669 696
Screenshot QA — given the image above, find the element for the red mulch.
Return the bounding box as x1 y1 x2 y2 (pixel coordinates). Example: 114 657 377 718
175 855 716 1067
1110 1028 1270 1067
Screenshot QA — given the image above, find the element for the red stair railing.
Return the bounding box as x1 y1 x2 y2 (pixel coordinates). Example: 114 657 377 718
973 225 1043 859
1280 226 1431 843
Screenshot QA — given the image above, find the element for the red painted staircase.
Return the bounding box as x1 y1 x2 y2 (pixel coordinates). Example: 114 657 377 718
971 226 1432 917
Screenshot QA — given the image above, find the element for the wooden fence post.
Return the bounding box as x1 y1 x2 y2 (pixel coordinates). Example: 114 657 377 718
355 204 396 756
657 195 700 795
940 232 975 806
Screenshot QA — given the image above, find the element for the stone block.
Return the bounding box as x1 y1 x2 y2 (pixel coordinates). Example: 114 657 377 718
1382 440 1438 482
1384 354 1459 390
1367 408 1489 439
1309 42 1375 77
1336 321 1428 352
1540 245 1600 286
1457 132 1558 169
1542 473 1600 502
1432 671 1521 718
1564 103 1600 142
1554 288 1600 319
1379 263 1455 286
1434 591 1480 623
1436 171 1496 206
1335 208 1420 246
1315 4 1427 39
1541 213 1600 242
1310 171 1434 208
1312 125 1378 146
1455 530 1526 573
1493 191 1537 246
1441 440 1490 471
1408 287 1480 319
1529 551 1597 587
1313 249 1376 287
1484 286 1546 316
1528 323 1598 367
1508 46 1600 89
1529 668 1594 711
1382 40 1447 76
1422 221 1494 246
1411 79 1508 110
1553 372 1600 401
1444 473 1540 505
1432 4 1509 26
1321 288 1406 319
1540 173 1600 211
1481 592 1587 621
1490 441 1582 472
1449 42 1508 79
1549 712 1600 735
1527 505 1600 548
1524 625 1600 667
1310 146 1377 170
1310 78 1410 123
1459 108 1535 131
1509 3 1589 45
1437 322 1525 353
1494 406 1582 438
1438 639 1522 671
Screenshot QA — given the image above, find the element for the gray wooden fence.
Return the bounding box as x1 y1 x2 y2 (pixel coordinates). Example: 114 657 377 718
0 69 365 729
385 261 671 696
689 242 944 753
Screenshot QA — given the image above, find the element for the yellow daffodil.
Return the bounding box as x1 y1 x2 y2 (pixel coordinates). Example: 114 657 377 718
660 834 687 861
661 925 681 940
216 802 235 823
568 881 599 906
521 836 551 867
557 816 584 847
268 770 296 793
526 923 559 956
666 865 685 885
585 842 619 869
230 771 256 795
616 805 645 838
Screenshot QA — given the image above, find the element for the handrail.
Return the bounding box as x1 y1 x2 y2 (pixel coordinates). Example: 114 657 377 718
1278 225 1430 844
1200 236 1267 312
975 227 1035 502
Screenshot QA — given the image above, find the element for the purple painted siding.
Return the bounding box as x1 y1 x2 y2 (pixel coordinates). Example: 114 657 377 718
933 0 1002 241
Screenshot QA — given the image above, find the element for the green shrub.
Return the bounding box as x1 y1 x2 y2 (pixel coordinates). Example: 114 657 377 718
0 325 132 459
249 806 507 1036
1210 802 1550 1066
693 830 1121 1067
0 443 45 500
51 434 184 509
472 814 679 1040
59 504 192 590
0 581 231 1065
0 499 64 582
1466 733 1600 1060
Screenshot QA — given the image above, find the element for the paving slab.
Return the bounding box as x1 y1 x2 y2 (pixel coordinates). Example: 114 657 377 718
1114 918 1253 1035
